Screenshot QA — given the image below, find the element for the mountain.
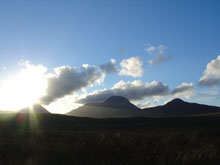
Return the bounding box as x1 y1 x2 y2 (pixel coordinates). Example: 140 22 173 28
67 96 140 118
19 104 50 114
87 96 140 110
67 96 220 118
142 98 220 117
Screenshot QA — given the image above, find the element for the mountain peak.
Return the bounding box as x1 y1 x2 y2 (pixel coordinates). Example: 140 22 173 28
165 98 186 107
104 96 130 104
169 98 185 104
67 95 140 117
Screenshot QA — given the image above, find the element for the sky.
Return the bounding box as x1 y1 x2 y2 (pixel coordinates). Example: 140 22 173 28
0 0 220 114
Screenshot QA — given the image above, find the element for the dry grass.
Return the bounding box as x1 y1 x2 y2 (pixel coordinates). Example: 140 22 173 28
0 130 220 165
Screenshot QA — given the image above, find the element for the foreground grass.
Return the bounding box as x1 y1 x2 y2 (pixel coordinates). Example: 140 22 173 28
1 130 220 165
1 114 220 164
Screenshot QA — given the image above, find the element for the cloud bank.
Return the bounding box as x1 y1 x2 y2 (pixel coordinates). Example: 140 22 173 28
76 81 195 105
40 60 116 105
171 82 195 98
76 80 170 104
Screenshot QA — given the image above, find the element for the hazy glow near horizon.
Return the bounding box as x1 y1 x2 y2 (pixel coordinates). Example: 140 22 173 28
0 61 47 110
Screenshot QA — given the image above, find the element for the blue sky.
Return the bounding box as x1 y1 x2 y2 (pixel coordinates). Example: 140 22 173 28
0 0 220 113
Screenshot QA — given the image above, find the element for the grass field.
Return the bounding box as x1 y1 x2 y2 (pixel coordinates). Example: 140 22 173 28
0 113 220 164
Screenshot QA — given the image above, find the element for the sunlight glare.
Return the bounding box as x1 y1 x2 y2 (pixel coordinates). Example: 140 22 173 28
0 61 47 110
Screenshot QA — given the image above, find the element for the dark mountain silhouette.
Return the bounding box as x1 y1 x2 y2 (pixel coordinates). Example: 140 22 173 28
142 98 220 117
67 96 140 118
86 96 140 110
19 104 50 114
67 96 220 118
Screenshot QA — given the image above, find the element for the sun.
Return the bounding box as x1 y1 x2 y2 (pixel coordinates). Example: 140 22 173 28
0 61 47 110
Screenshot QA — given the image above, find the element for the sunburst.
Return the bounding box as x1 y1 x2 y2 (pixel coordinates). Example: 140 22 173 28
0 61 47 110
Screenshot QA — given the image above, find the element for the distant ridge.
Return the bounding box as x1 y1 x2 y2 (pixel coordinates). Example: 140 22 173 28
67 96 220 118
143 98 220 117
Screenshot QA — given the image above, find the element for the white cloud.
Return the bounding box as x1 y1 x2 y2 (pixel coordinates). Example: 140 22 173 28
145 45 155 53
203 55 220 76
119 57 143 78
100 59 117 74
199 55 220 87
40 60 116 105
171 82 195 99
137 100 159 108
147 44 172 66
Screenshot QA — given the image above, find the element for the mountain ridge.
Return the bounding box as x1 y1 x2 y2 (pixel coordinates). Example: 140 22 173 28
67 96 220 118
